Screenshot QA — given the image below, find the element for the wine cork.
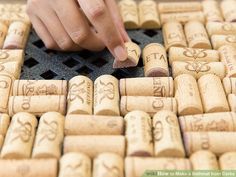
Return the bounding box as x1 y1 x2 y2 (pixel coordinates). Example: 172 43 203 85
59 152 91 177
67 76 93 115
0 49 24 66
228 94 236 112
13 80 67 96
0 22 8 49
94 75 120 116
143 43 169 77
184 21 211 49
0 112 37 159
202 0 223 22
198 74 229 113
119 77 174 97
223 77 236 95
64 135 125 158
219 152 236 170
113 42 141 68
64 114 124 135
153 111 185 157
190 150 219 170
179 112 236 132
0 61 21 79
158 2 202 13
119 0 139 29
163 21 187 51
32 112 64 159
125 110 153 156
3 21 30 49
175 74 203 115
221 0 236 22
0 73 14 113
120 96 177 116
0 159 58 177
160 11 205 25
211 35 236 49
0 135 3 151
184 132 236 156
0 114 10 136
206 22 236 36
8 95 67 117
168 47 220 65
172 61 226 79
138 0 160 29
93 153 124 177
125 157 191 177
219 45 236 77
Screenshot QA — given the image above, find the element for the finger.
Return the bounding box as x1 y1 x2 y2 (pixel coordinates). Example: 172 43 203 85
26 2 60 50
29 15 60 50
105 0 130 42
37 7 81 51
78 0 128 61
53 0 105 51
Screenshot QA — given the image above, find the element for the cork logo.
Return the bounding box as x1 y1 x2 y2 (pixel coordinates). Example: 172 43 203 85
121 2 137 18
166 115 178 126
37 119 58 145
10 118 32 143
0 80 8 89
185 61 211 73
64 160 86 177
98 80 115 103
152 98 164 110
153 121 163 141
21 96 31 110
183 48 207 59
200 133 210 150
146 53 167 63
127 47 139 58
222 23 234 31
0 62 6 72
8 29 25 37
36 84 58 95
142 3 155 16
0 50 9 60
226 36 236 43
168 33 182 41
153 78 166 97
191 116 229 131
107 120 118 128
102 161 121 177
68 80 86 103
22 81 58 95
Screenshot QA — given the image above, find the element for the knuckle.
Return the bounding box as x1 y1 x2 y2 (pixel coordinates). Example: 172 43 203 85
58 39 73 50
27 0 38 9
44 40 56 49
71 29 89 44
88 5 106 20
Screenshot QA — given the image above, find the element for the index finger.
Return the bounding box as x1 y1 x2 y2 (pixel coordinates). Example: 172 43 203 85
78 0 127 61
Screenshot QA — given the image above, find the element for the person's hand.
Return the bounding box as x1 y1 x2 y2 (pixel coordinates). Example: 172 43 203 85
27 0 129 61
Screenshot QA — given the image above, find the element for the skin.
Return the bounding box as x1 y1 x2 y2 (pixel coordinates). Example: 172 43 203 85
26 0 129 61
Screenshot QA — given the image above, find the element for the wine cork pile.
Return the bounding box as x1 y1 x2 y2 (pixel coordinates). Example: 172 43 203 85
0 0 236 177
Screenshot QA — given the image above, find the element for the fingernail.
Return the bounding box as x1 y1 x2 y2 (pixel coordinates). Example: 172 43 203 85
114 45 127 61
